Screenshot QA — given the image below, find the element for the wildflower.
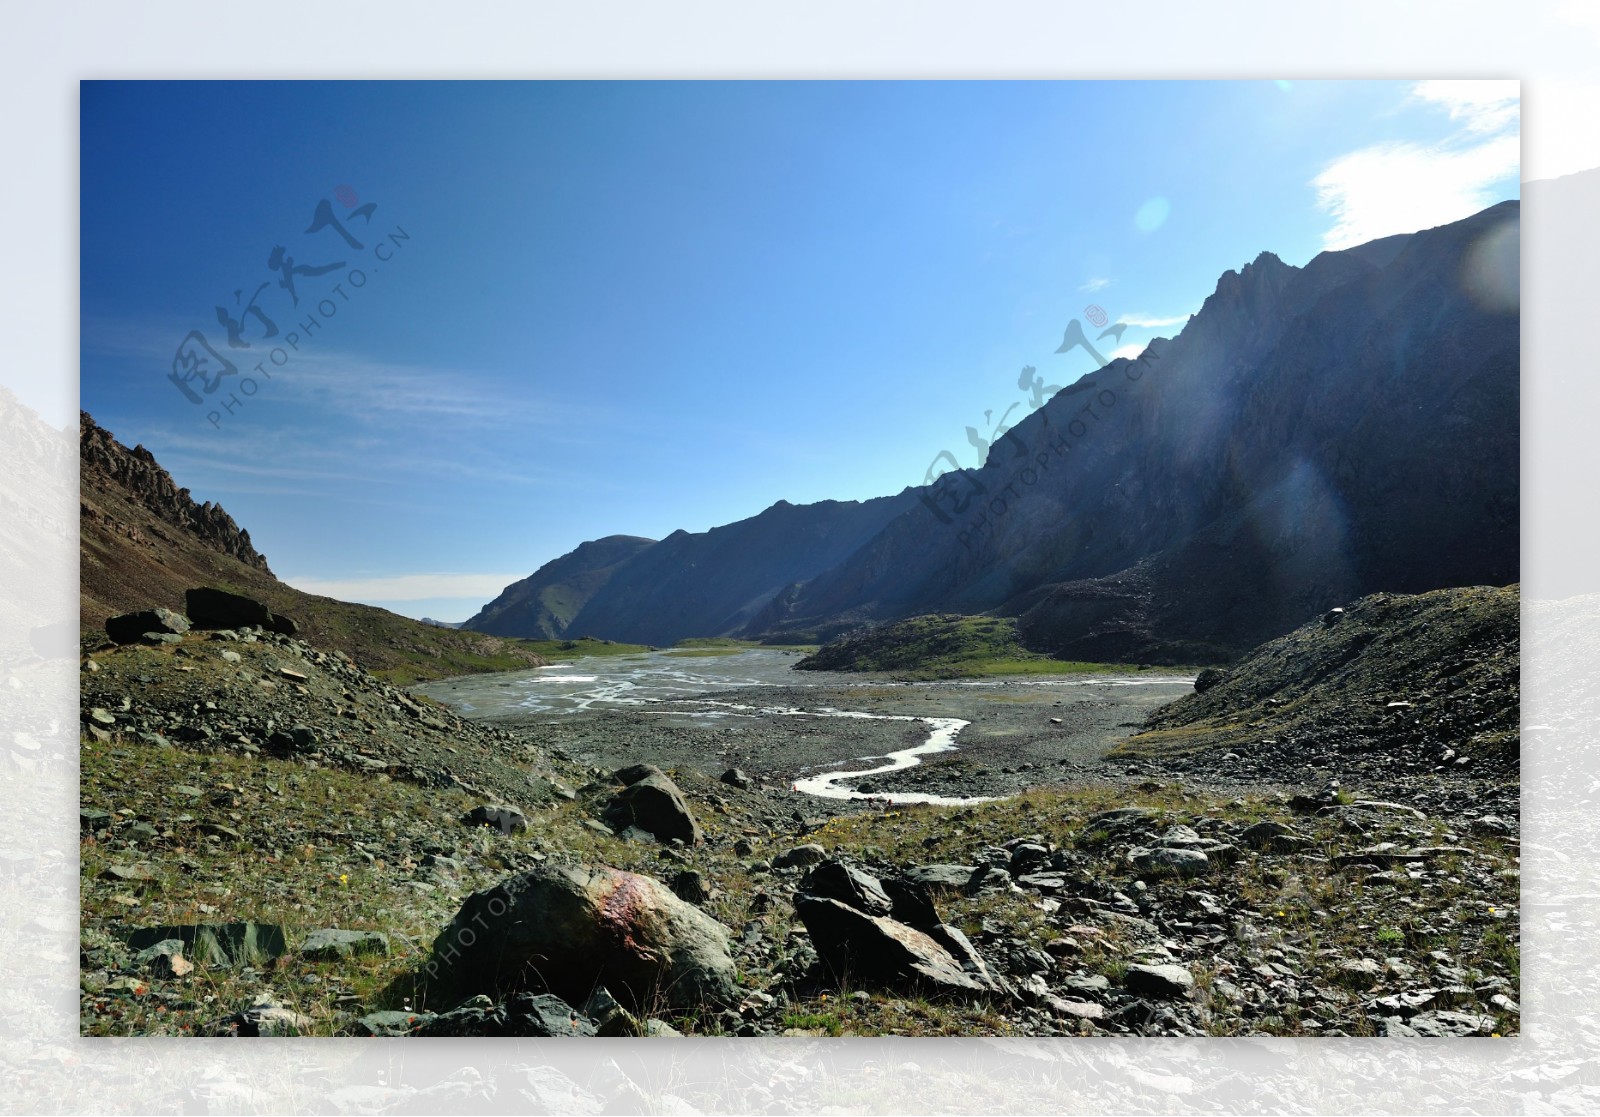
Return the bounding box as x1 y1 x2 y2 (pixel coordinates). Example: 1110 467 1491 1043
339 873 349 886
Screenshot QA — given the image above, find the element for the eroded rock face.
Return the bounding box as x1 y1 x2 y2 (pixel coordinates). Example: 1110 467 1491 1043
417 865 737 1013
80 412 272 573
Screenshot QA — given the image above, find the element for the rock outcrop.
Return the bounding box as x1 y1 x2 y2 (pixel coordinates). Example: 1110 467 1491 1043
416 865 739 1013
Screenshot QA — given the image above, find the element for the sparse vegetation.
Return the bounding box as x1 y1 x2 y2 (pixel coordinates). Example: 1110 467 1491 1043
795 614 1164 679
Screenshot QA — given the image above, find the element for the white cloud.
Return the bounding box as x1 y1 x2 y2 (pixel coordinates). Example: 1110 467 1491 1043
1078 277 1111 292
1313 81 1519 251
282 571 525 602
1116 312 1192 329
1411 80 1520 135
1108 343 1147 362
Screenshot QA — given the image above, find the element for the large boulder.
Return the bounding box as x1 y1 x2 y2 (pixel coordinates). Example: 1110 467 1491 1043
794 896 1006 999
185 587 275 630
105 607 189 645
602 772 702 844
800 860 892 916
793 859 1007 1000
416 865 737 1013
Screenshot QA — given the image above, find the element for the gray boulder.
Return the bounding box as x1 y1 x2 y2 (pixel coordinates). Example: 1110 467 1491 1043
185 587 276 630
464 804 529 834
904 864 976 892
800 860 893 917
794 895 1006 999
1128 846 1210 878
417 864 738 1013
105 607 189 645
300 928 390 961
1124 963 1194 999
773 843 827 870
603 772 702 844
613 763 667 786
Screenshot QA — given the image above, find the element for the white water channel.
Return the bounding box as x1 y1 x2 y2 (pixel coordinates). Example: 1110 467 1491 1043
415 649 1191 808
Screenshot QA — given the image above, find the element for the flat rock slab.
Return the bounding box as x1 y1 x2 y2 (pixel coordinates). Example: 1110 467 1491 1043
905 864 978 891
1124 963 1195 999
299 928 390 961
1129 846 1210 878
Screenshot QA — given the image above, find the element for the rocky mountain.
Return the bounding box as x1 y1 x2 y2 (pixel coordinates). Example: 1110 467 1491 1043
79 413 546 682
467 494 921 647
464 535 655 639
473 202 1518 662
764 202 1521 660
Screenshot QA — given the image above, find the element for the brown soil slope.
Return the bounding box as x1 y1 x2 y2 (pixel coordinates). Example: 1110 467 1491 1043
79 413 544 683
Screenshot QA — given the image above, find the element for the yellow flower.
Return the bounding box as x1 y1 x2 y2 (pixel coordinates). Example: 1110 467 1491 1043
339 873 349 886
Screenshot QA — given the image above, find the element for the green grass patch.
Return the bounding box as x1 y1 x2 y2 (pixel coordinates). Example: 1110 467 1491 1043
795 613 1152 680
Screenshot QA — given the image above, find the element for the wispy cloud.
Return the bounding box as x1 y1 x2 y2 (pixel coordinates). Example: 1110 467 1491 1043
1313 80 1518 251
282 571 524 602
1108 343 1147 362
1078 277 1111 293
1116 312 1192 329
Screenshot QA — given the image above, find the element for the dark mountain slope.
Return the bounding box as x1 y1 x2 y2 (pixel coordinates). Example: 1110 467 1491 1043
761 202 1519 660
561 493 922 647
463 535 655 639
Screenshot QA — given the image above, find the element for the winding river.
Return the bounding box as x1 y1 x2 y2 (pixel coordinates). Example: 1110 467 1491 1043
415 648 1189 807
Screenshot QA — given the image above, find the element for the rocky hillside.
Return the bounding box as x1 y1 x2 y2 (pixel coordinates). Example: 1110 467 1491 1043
1125 584 1519 779
79 413 546 683
81 414 271 573
765 203 1518 659
463 535 654 638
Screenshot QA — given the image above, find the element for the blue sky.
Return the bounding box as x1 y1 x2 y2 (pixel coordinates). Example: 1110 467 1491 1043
79 80 1519 621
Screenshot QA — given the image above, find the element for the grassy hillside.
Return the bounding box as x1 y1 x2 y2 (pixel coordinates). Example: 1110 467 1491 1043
794 614 1150 680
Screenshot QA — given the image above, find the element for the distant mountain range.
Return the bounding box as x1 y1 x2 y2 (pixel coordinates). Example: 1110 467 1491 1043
467 199 1520 662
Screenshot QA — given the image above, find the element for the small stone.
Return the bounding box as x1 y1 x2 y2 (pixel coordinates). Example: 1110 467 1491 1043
1124 963 1194 999
773 844 827 870
299 929 390 961
465 804 528 833
720 768 752 790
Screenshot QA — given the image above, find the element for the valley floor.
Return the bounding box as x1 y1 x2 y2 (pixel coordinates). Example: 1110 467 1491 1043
79 637 1519 1039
